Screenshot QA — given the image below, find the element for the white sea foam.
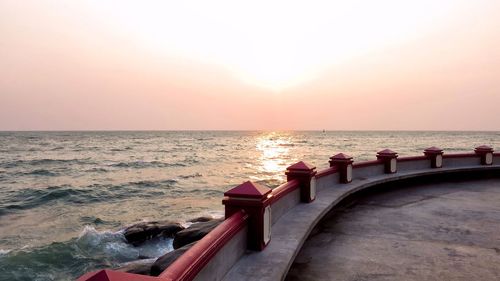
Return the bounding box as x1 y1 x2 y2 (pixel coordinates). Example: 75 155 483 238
76 225 172 262
0 249 11 255
78 225 123 243
206 210 224 219
180 210 224 228
118 258 157 267
181 221 193 228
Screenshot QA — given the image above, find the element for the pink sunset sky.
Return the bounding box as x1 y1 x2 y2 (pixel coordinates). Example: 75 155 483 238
1 0 499 131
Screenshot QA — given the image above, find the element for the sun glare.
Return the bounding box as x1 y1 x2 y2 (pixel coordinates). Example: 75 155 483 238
85 0 459 91
255 132 291 179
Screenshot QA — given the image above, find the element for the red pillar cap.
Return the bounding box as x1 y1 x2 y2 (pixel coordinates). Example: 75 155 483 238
224 181 271 199
330 153 353 161
377 149 398 156
424 146 443 154
475 145 494 152
286 161 316 171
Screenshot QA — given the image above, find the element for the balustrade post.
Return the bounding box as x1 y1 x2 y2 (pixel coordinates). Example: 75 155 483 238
222 181 272 251
475 145 494 165
377 149 398 174
285 161 317 203
329 153 354 183
424 146 444 168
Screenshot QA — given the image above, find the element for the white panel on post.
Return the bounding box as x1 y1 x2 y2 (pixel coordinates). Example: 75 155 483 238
436 154 443 168
347 164 352 182
310 177 316 200
390 158 397 173
263 206 271 245
486 153 493 165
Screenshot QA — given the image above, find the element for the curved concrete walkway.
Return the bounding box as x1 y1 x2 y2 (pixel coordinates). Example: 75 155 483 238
286 178 500 281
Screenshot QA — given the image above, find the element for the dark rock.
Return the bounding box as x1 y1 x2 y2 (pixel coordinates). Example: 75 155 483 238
187 216 215 223
150 242 195 276
172 218 223 249
124 221 184 246
115 259 155 275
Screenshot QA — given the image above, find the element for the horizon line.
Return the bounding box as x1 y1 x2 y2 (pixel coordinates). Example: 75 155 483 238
1 129 499 133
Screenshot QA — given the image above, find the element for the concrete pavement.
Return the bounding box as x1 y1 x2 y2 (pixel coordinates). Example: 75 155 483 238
286 178 500 281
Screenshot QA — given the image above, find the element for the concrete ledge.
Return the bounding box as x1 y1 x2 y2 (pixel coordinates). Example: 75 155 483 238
193 224 248 281
222 165 500 281
161 210 249 281
271 187 300 225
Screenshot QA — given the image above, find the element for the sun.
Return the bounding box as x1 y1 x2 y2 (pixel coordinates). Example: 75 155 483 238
84 0 459 91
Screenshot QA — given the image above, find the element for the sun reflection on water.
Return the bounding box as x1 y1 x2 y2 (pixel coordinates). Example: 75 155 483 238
253 132 293 186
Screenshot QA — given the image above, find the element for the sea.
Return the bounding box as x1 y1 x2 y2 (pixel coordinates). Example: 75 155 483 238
0 131 498 281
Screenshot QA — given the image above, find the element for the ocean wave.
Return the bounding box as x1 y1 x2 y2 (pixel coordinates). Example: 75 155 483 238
22 169 58 176
0 186 88 212
77 226 172 260
85 167 109 173
50 146 65 151
82 180 178 201
442 147 468 151
0 239 90 280
129 179 178 187
80 216 106 225
188 188 223 197
183 157 200 165
0 249 11 255
1 158 94 168
110 146 133 152
152 149 174 153
178 173 202 179
0 226 172 281
0 180 178 214
72 148 101 152
109 161 186 168
76 226 132 260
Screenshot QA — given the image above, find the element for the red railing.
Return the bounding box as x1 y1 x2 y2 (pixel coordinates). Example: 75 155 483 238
442 153 477 158
397 156 427 162
315 166 338 178
352 159 382 168
78 147 496 281
159 210 248 281
271 179 300 202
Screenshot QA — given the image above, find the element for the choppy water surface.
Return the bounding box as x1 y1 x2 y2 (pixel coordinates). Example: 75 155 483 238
0 131 498 280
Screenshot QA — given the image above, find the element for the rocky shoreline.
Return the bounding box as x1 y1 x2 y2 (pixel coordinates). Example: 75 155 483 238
115 216 224 276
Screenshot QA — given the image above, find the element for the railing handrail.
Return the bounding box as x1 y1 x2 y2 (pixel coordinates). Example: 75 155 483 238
442 152 477 158
159 210 248 281
397 155 428 162
315 166 338 178
351 159 382 168
271 179 300 203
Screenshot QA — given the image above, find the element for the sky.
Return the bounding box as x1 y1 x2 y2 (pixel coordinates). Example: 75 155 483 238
1 0 499 130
